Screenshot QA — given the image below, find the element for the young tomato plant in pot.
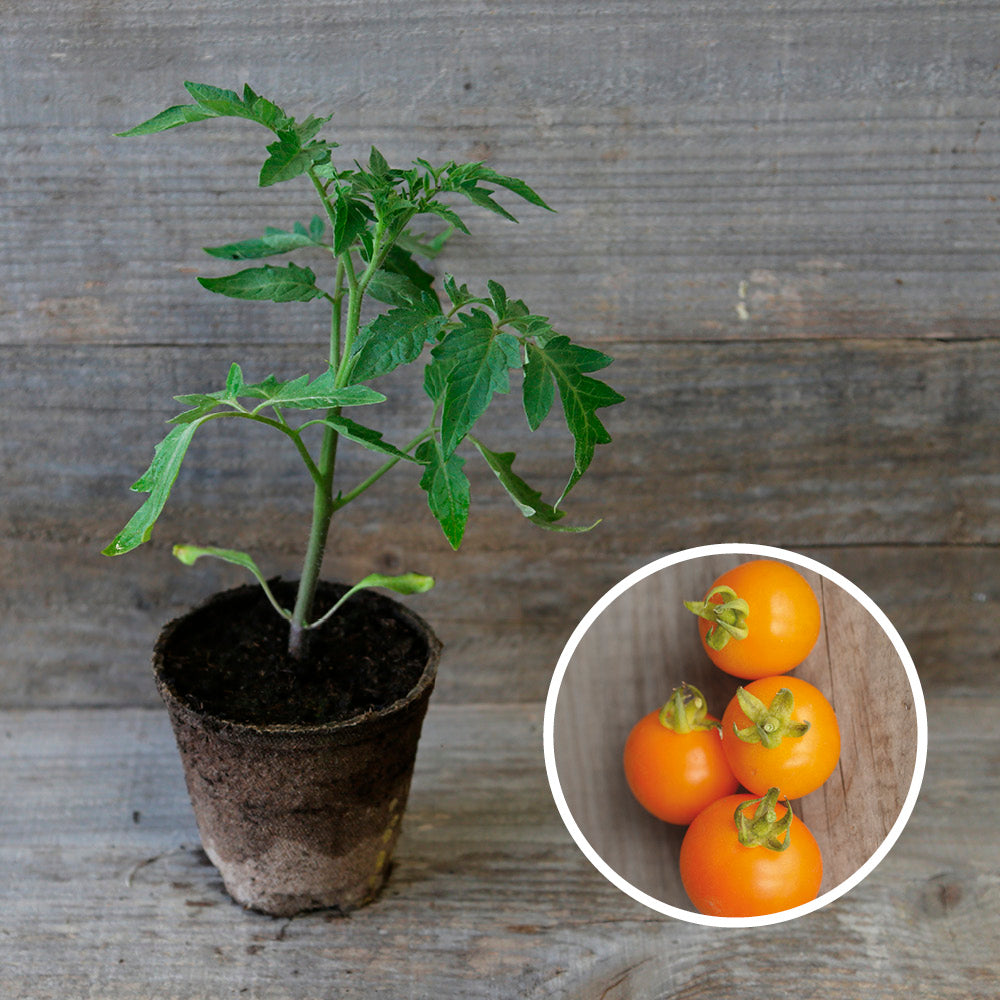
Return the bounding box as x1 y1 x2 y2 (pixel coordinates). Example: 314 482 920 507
104 83 624 917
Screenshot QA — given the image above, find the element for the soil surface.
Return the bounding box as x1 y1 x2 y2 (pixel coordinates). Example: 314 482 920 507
158 580 430 727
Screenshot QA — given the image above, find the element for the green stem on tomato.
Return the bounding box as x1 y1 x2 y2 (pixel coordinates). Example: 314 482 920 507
731 686 811 749
683 585 750 650
733 787 794 852
657 682 721 734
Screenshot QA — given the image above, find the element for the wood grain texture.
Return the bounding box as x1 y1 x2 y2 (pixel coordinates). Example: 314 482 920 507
2 0 998 993
0 700 995 999
551 554 918 909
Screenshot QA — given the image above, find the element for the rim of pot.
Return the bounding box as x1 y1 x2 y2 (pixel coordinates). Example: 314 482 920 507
151 581 441 748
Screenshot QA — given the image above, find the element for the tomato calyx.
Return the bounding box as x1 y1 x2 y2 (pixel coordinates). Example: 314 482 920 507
683 585 749 651
657 682 721 734
734 787 793 852
732 686 811 750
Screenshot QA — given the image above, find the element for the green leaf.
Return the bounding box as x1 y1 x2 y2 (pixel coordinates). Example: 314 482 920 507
366 269 425 308
470 437 598 532
305 414 419 463
368 146 390 177
331 186 374 254
415 439 470 550
440 162 555 221
423 358 452 403
259 130 319 187
197 263 323 302
522 342 555 430
521 334 624 500
350 304 448 382
432 311 523 455
102 420 208 556
184 82 260 121
265 370 386 410
419 201 471 235
116 103 215 136
308 571 435 629
382 243 436 292
487 279 508 320
441 274 489 311
466 165 554 212
172 544 292 621
203 219 326 260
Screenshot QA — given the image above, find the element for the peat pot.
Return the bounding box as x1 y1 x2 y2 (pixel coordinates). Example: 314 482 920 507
152 580 440 917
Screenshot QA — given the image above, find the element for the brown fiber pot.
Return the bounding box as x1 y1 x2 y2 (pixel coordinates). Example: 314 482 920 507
152 583 440 917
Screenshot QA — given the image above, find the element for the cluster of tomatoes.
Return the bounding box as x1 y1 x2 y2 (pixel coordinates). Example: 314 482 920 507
622 559 841 918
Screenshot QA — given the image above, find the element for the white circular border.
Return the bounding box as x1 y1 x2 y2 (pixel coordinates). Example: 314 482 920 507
542 542 928 928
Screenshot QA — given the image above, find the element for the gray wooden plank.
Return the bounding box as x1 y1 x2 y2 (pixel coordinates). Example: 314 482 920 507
0 699 997 998
3 338 997 549
1 538 997 708
4 3 1000 349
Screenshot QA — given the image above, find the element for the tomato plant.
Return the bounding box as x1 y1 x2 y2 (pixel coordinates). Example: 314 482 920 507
679 788 823 917
684 560 821 678
623 683 738 825
721 676 840 799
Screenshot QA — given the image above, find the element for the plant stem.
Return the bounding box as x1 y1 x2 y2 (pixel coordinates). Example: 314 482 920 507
287 240 352 659
288 409 340 658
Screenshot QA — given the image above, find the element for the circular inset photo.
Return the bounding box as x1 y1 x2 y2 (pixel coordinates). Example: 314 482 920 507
543 543 927 927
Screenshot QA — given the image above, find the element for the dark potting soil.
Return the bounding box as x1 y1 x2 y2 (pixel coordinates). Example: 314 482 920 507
158 580 429 727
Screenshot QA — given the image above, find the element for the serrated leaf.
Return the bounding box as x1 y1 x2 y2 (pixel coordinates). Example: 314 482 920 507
332 186 374 255
116 103 215 136
259 130 317 187
102 420 208 556
305 414 418 462
420 201 471 235
197 263 323 302
204 219 326 260
423 358 452 402
487 279 508 319
415 439 470 550
225 362 244 398
184 81 258 120
168 393 224 424
466 165 554 212
522 342 555 430
365 269 424 308
523 334 624 501
470 437 598 532
432 312 523 455
382 244 436 292
266 370 386 410
459 184 520 222
350 305 448 382
369 146 389 177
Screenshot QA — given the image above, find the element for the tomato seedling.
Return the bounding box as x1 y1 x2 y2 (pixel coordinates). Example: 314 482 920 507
623 683 738 825
684 559 821 678
102 82 624 659
721 676 841 799
679 787 823 917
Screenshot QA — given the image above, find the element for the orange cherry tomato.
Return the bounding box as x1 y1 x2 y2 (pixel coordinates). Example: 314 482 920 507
721 676 840 799
623 686 738 825
687 560 821 679
680 791 823 917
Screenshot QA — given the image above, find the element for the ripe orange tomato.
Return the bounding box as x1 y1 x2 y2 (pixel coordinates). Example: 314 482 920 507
679 791 823 917
623 685 738 825
721 676 840 799
686 560 821 679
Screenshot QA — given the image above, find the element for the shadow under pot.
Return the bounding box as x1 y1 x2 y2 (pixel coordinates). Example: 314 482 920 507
151 580 440 918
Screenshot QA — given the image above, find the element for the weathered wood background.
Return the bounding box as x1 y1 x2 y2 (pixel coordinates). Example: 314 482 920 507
2 1 998 996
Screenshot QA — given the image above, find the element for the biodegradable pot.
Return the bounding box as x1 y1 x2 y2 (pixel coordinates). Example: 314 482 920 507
152 581 440 917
